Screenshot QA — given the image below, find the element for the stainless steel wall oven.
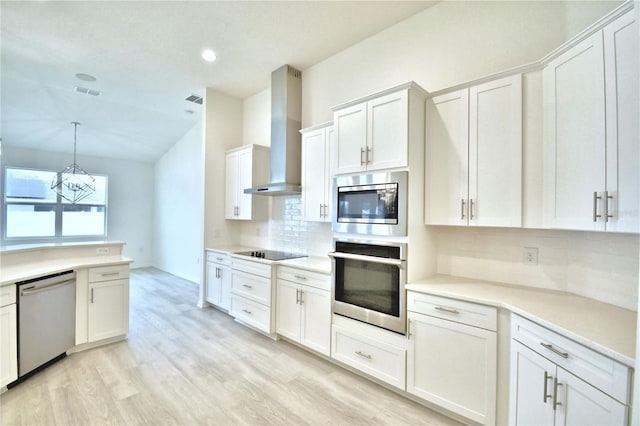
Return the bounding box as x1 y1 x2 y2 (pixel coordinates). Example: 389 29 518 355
329 239 407 334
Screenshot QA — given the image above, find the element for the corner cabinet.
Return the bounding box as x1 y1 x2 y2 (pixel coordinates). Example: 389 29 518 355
406 292 497 425
276 266 331 356
332 82 427 175
425 74 522 227
543 10 638 233
87 264 130 342
225 144 270 220
509 314 631 425
205 250 231 311
300 122 334 222
0 285 18 388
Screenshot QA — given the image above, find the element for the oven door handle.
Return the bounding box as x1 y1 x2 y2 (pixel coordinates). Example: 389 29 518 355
327 251 405 267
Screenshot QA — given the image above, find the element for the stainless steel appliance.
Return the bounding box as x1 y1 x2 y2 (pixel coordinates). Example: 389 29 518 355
234 250 307 261
17 270 76 378
333 171 407 236
329 239 407 334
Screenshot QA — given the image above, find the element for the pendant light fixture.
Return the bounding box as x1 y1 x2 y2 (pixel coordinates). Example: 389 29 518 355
51 121 96 204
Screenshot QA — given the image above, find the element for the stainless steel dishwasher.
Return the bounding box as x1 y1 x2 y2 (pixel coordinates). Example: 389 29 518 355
17 270 76 377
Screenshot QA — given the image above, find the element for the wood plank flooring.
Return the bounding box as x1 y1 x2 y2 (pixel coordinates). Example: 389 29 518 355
0 267 461 425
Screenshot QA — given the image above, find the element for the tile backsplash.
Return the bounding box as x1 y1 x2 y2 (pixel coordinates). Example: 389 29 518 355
435 226 639 311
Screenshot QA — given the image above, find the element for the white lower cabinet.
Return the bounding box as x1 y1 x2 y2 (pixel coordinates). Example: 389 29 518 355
229 257 275 335
406 292 497 425
1 284 18 388
276 266 331 356
205 250 231 310
510 314 630 425
331 315 406 390
87 265 130 342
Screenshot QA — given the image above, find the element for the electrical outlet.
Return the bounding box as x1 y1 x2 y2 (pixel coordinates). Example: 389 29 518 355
523 247 538 265
96 247 110 255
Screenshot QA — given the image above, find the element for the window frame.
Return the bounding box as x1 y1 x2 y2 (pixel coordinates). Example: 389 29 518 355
2 166 108 243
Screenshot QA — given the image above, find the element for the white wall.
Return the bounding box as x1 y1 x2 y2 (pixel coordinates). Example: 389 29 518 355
0 145 154 266
154 121 204 283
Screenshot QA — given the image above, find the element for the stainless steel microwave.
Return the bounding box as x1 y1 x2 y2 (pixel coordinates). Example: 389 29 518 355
332 171 407 237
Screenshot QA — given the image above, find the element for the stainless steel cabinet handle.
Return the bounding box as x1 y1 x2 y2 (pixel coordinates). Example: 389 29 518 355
360 147 365 165
366 146 372 164
215 257 224 262
605 191 614 222
100 272 120 277
553 378 562 410
355 351 372 360
295 288 300 304
242 284 253 289
435 306 460 315
540 342 569 359
461 199 466 220
242 309 252 315
469 198 475 220
299 290 304 304
294 274 307 280
593 192 602 222
90 288 94 304
543 371 553 403
215 267 220 279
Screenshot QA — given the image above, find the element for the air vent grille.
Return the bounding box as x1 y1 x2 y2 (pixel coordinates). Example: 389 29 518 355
185 94 203 104
74 86 101 96
287 66 302 79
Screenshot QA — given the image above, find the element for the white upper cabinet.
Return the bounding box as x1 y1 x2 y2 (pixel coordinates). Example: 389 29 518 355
425 74 522 227
543 10 638 233
333 83 425 175
224 144 269 221
301 123 334 222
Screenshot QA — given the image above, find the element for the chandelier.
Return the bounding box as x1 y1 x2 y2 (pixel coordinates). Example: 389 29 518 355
51 122 96 204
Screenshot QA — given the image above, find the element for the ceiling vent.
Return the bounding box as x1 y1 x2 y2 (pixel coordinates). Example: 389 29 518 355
74 86 101 97
185 94 203 105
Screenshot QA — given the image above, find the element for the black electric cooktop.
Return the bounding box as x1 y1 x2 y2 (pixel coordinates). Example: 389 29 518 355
235 250 307 261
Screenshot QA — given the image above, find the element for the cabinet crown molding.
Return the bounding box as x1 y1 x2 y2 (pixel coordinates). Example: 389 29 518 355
331 81 428 112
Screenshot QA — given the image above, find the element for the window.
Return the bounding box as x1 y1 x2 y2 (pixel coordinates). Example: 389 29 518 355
4 167 108 240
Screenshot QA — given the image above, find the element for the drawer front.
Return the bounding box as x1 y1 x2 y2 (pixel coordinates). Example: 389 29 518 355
277 266 330 291
407 292 497 331
230 295 271 334
232 258 272 278
331 324 406 390
88 264 130 283
0 284 16 307
511 314 631 404
206 250 231 266
231 270 271 306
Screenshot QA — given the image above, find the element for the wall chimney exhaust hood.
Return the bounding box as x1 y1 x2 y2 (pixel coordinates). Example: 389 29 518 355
244 65 302 196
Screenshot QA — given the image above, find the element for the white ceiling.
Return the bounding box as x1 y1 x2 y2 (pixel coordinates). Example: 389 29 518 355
1 1 436 163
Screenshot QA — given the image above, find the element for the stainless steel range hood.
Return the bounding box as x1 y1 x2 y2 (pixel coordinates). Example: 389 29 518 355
244 65 302 196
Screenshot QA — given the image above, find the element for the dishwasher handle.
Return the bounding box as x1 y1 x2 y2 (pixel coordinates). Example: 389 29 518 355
20 279 75 297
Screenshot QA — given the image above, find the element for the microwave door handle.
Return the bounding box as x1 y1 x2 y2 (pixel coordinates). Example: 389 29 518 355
327 251 405 267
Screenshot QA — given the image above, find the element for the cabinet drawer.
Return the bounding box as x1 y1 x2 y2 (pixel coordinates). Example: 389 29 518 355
231 270 271 306
277 266 330 291
331 324 406 389
511 314 631 404
231 258 272 278
230 295 271 334
407 292 497 331
88 264 129 283
0 285 16 307
206 250 231 266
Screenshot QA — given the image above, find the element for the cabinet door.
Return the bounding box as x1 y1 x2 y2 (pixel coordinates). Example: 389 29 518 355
224 152 239 219
205 262 221 306
324 126 335 221
407 311 496 425
509 341 557 426
236 148 253 220
334 102 367 174
88 279 129 342
218 265 231 311
367 90 409 171
543 32 606 231
301 128 328 222
556 367 627 425
0 304 18 387
300 285 331 356
276 280 301 342
425 90 469 226
469 74 522 227
604 11 639 233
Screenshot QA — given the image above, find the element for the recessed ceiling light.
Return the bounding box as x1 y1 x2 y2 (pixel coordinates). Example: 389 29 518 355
75 73 96 82
201 49 217 62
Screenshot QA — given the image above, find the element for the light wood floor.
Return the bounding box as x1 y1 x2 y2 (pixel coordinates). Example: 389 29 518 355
1 267 461 425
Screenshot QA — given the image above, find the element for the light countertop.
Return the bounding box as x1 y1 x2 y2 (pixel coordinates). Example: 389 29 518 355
206 246 331 274
406 275 637 367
